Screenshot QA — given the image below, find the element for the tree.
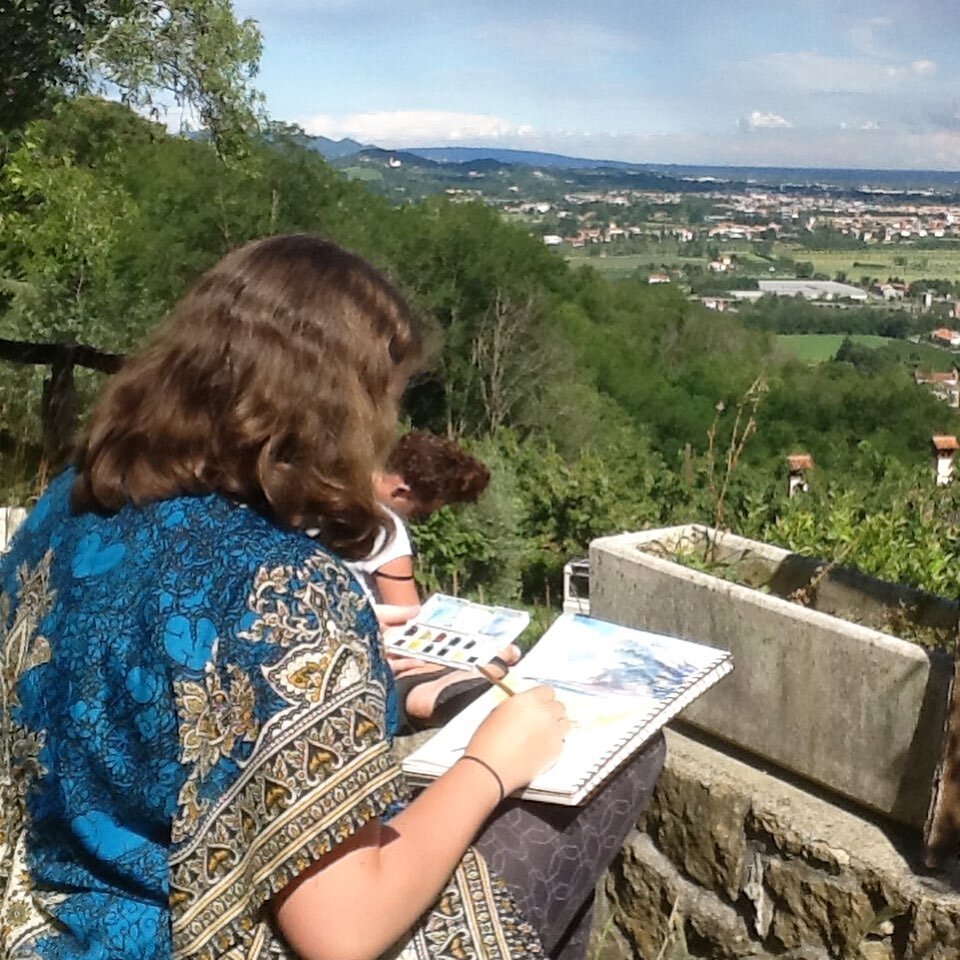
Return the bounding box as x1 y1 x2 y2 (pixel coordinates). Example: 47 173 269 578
1 0 263 157
0 1 132 132
86 0 264 158
385 199 567 438
470 290 550 434
1 135 139 342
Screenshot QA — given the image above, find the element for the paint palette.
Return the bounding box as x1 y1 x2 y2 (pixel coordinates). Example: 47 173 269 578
383 594 530 670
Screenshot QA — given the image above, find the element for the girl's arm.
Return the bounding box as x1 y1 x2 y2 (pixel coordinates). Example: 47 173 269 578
274 758 499 960
372 554 420 609
273 686 569 960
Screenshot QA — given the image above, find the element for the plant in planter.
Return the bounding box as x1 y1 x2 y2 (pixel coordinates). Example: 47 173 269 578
643 527 954 650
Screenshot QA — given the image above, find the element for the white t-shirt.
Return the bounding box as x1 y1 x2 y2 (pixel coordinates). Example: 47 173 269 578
344 507 411 601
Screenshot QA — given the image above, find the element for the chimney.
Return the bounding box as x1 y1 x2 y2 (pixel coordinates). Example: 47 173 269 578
786 453 813 497
932 435 959 486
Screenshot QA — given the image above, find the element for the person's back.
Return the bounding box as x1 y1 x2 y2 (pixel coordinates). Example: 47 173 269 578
0 235 655 960
1 469 399 957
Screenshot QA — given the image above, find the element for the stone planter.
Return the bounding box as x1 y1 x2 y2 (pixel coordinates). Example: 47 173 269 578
590 524 954 829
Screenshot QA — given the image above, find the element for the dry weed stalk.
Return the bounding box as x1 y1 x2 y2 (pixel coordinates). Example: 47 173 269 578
705 375 767 560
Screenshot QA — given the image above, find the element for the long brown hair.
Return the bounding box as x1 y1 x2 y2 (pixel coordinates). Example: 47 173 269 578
72 235 421 558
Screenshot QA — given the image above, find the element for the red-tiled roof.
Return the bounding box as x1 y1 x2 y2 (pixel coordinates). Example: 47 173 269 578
915 369 959 384
787 453 814 470
931 435 959 451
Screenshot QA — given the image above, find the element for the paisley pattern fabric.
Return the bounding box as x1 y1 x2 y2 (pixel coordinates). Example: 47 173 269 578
0 470 543 959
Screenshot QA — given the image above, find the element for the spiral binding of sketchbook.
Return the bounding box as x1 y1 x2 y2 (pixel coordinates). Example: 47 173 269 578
401 613 734 805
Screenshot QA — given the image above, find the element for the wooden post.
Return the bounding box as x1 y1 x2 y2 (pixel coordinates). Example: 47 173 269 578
0 338 123 472
40 353 77 470
923 610 960 868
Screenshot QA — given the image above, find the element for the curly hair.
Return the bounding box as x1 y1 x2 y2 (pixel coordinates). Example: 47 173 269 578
385 431 490 507
72 235 422 559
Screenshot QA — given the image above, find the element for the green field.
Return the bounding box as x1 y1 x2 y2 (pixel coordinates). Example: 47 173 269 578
340 166 384 182
777 334 958 367
782 245 960 284
564 251 701 280
777 334 886 361
563 241 960 287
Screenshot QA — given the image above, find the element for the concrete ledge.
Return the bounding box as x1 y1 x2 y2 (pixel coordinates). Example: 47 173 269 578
590 526 953 827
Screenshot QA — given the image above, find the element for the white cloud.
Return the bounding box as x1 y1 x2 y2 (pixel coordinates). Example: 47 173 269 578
297 110 534 145
740 51 934 96
292 108 960 171
741 111 792 131
848 16 893 57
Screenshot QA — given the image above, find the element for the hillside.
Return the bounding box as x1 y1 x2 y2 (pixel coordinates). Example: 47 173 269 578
3 99 960 607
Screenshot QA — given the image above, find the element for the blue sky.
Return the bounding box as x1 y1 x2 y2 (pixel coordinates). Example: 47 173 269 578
231 0 960 170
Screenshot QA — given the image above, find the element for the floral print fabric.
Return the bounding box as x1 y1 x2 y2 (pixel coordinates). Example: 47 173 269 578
0 471 543 960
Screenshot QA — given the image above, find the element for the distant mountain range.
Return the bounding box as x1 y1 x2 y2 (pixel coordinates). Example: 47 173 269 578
303 135 369 159
398 146 639 170
300 135 960 193
303 137 646 170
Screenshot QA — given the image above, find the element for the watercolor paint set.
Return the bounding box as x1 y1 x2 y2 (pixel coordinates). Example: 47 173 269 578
383 594 530 670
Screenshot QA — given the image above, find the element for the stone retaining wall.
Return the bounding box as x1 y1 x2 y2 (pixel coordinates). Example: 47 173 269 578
592 729 960 960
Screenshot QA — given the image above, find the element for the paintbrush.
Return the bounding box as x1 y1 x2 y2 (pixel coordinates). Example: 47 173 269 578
476 663 515 697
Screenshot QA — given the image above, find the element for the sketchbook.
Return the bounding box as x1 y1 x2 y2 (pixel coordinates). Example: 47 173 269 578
382 593 530 670
401 613 733 805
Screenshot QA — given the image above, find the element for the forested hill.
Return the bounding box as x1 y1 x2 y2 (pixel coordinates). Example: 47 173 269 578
3 99 960 605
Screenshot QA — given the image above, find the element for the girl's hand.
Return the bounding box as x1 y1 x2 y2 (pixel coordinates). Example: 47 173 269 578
373 603 421 630
465 685 569 797
492 643 521 670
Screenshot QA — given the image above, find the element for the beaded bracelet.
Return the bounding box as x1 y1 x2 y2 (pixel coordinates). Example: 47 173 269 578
458 754 506 804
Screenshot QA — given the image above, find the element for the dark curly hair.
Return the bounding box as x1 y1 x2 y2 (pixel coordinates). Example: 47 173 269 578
385 431 490 507
72 235 422 559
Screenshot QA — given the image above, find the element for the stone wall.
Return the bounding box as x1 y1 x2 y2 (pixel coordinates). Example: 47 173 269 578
584 526 960 957
591 729 960 960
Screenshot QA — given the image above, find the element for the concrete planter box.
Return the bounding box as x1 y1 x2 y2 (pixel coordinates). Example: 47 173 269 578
590 524 954 829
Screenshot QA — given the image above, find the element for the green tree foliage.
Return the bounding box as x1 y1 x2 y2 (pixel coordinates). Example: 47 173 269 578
3 90 960 613
739 296 922 339
0 101 380 350
85 0 264 158
798 226 866 251
378 199 569 438
0 110 141 347
0 0 130 131
765 469 960 601
1 0 263 158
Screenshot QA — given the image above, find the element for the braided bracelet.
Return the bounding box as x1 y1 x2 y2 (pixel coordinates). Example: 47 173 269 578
458 754 506 804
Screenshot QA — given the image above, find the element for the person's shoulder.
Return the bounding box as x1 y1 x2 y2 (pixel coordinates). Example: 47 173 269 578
20 467 74 533
156 495 334 569
1 469 75 589
143 496 362 626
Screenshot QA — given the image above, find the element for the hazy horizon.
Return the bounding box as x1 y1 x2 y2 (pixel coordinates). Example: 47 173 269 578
231 0 960 172
313 139 960 177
